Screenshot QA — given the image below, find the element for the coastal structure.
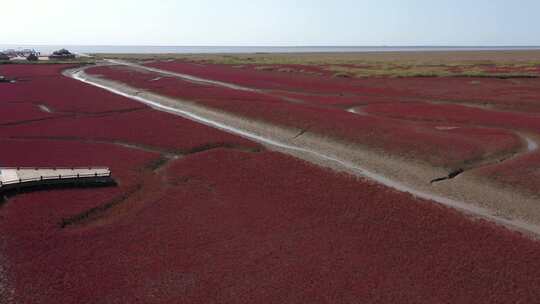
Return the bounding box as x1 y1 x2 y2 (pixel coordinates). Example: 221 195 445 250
49 49 76 60
0 75 13 83
1 49 39 58
27 53 38 61
0 167 114 194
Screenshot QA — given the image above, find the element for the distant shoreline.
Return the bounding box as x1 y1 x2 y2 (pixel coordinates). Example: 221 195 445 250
2 45 540 55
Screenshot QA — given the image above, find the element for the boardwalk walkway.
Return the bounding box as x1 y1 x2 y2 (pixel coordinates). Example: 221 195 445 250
0 167 112 192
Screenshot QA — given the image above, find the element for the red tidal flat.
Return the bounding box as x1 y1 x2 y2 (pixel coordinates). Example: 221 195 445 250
476 152 540 193
271 90 405 106
0 64 72 78
2 64 540 303
87 65 522 169
0 103 56 124
96 62 540 191
89 66 287 105
0 64 138 113
364 102 540 132
0 107 259 153
145 61 404 96
4 148 540 303
146 61 540 113
363 102 540 192
0 138 158 234
357 77 540 113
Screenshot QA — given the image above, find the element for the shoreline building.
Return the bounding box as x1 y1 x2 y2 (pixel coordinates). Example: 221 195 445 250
2 48 40 58
49 48 76 60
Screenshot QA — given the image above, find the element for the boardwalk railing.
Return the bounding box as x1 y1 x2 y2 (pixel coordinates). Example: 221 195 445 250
0 167 111 170
0 167 112 188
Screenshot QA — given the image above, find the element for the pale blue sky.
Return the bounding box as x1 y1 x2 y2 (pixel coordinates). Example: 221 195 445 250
3 0 540 45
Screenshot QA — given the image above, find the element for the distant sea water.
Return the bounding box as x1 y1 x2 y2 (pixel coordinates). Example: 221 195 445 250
2 45 540 55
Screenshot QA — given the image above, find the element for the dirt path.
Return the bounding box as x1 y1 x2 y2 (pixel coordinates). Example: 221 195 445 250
66 64 540 237
347 104 540 183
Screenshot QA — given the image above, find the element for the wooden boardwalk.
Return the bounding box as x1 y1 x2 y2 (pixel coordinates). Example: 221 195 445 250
0 167 112 192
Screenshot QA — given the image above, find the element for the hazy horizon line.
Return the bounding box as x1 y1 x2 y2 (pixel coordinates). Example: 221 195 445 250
2 44 540 48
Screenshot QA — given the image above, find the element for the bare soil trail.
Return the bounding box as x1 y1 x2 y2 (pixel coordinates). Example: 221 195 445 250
68 63 540 237
348 104 540 182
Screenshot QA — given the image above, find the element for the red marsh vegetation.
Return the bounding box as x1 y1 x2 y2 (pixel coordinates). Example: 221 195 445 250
87 65 523 170
2 64 540 303
146 61 540 112
90 61 540 192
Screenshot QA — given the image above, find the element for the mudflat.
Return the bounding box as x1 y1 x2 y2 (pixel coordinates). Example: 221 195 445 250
2 55 540 303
